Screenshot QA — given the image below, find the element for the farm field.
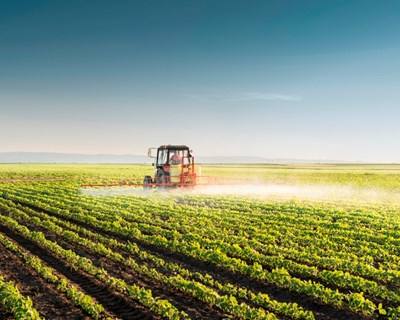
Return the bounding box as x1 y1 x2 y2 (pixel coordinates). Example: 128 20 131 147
1 164 400 320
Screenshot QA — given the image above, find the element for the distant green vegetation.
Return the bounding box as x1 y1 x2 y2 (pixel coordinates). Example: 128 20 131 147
2 163 399 190
203 164 400 190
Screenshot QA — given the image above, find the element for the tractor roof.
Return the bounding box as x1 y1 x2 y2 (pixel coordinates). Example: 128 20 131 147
159 145 190 150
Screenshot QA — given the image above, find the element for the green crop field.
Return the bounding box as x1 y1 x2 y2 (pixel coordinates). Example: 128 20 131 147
1 164 400 320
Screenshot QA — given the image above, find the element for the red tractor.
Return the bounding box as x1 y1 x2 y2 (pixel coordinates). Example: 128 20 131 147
143 145 197 189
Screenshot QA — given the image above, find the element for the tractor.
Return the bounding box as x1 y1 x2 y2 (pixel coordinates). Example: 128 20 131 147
143 145 197 189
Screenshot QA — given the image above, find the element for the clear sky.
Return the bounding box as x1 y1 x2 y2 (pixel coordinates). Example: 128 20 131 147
1 0 400 161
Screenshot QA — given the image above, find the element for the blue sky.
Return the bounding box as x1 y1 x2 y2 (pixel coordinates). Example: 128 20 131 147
1 0 400 161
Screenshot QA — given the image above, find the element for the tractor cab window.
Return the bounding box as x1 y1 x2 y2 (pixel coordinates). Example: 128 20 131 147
157 149 169 166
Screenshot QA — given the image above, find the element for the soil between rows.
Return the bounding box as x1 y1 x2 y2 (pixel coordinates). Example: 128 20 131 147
0 223 158 320
0 236 88 320
11 199 370 320
0 308 13 320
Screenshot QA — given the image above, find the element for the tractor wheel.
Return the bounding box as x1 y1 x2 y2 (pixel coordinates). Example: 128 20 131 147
156 170 169 187
143 176 153 190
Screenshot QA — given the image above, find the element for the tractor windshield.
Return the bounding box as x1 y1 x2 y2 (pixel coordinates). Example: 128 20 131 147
157 148 191 166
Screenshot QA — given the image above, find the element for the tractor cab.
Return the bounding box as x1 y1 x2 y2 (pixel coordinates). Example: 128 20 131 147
144 145 196 188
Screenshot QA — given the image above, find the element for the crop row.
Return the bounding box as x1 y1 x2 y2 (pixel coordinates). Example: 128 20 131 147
0 190 390 318
0 200 288 320
0 208 187 319
2 197 315 320
7 185 400 278
0 274 42 320
11 184 400 272
3 189 397 304
2 183 400 319
0 231 110 319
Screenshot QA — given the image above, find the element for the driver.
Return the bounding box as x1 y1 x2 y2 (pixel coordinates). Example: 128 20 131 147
170 152 182 183
170 152 182 165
